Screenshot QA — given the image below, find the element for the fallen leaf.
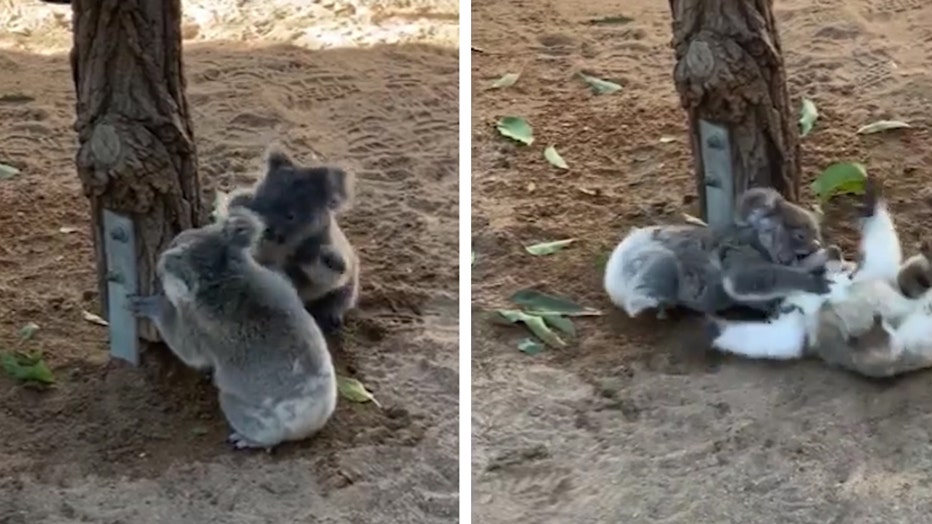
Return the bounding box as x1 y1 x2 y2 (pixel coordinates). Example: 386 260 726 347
525 239 576 256
579 73 621 94
509 288 602 316
857 120 911 134
578 187 599 196
496 310 566 347
337 375 382 408
58 226 79 234
0 163 20 180
18 322 39 341
517 337 544 355
811 162 868 202
1 351 54 385
659 136 677 144
496 116 534 145
682 213 707 226
191 426 209 436
540 314 576 337
527 181 536 193
799 98 818 138
491 72 520 89
587 15 634 25
543 146 568 169
82 310 109 327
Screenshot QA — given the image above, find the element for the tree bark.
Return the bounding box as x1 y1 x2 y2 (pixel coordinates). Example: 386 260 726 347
669 0 801 218
71 0 202 341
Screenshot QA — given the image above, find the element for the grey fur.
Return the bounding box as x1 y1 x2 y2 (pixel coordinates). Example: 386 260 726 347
604 188 830 317
219 147 360 334
127 207 337 450
707 195 932 378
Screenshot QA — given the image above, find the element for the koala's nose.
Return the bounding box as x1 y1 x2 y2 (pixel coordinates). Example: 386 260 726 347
263 228 275 240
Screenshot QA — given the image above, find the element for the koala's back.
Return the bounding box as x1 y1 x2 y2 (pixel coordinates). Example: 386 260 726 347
190 259 333 400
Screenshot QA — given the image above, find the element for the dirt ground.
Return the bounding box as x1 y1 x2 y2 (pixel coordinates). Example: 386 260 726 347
0 2 458 523
472 0 932 522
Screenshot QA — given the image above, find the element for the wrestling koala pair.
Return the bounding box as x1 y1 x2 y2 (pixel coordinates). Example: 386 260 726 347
707 179 932 378
604 186 833 319
127 148 359 451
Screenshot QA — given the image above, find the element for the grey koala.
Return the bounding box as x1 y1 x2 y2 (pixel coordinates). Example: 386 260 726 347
706 178 932 378
604 187 831 318
127 206 337 450
222 148 360 334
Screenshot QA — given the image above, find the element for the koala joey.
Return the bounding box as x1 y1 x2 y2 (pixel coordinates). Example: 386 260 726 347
127 207 337 450
603 186 831 318
222 147 360 334
706 177 932 378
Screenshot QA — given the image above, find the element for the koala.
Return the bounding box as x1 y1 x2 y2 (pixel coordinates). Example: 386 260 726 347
897 241 932 298
603 187 831 318
706 178 932 378
127 207 338 450
221 147 360 334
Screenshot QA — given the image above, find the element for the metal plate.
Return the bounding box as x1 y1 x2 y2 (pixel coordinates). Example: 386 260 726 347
102 209 139 365
698 119 735 230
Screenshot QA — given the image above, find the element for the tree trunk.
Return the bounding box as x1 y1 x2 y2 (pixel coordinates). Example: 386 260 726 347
70 0 202 341
669 0 801 222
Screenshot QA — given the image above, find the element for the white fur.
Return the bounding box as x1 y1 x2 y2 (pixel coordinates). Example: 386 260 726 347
603 227 663 316
711 201 932 362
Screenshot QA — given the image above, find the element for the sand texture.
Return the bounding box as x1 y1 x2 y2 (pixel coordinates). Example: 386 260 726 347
0 1 459 523
472 0 932 522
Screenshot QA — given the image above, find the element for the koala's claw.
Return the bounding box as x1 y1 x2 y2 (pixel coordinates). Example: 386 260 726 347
227 432 274 453
315 313 344 335
320 250 346 274
702 316 723 343
810 273 832 295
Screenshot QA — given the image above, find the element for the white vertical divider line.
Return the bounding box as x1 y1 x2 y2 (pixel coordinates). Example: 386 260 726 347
458 0 473 522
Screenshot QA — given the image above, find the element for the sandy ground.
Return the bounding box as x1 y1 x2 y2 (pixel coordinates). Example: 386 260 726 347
0 1 459 523
471 0 932 522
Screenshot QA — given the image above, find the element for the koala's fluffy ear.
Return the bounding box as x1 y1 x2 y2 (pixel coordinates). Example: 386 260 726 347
223 207 265 249
264 144 295 172
735 187 781 229
323 167 355 211
213 188 254 221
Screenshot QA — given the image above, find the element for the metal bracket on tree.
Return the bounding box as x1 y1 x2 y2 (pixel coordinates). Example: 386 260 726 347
698 119 735 229
102 209 139 366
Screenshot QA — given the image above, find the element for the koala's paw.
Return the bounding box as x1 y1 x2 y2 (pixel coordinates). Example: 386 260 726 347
228 432 275 453
808 272 833 295
320 250 346 274
126 295 161 318
314 312 345 335
702 316 723 344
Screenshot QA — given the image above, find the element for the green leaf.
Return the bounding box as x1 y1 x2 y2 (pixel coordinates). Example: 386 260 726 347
496 116 534 145
799 98 818 138
491 73 520 89
0 163 20 180
1 351 55 385
18 322 39 341
587 15 634 25
509 288 602 316
517 338 545 355
810 162 868 202
337 375 382 408
857 120 911 135
543 146 568 169
579 73 621 95
525 238 575 256
496 310 566 347
540 314 576 337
